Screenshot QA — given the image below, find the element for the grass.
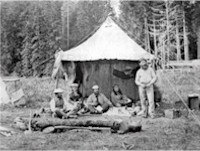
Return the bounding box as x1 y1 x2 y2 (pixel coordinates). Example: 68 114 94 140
0 107 200 150
0 68 200 150
3 77 70 109
2 68 200 109
156 68 200 105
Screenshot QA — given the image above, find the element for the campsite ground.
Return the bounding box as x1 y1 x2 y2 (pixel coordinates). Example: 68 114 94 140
0 69 200 150
0 106 200 150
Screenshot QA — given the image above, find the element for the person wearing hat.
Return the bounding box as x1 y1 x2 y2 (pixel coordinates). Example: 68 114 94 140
65 83 83 116
135 58 157 118
50 88 68 119
86 85 113 114
111 84 132 107
69 83 82 102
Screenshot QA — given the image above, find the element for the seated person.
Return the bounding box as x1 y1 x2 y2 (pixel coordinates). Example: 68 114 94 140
86 85 113 114
50 88 68 119
65 83 83 116
111 84 132 107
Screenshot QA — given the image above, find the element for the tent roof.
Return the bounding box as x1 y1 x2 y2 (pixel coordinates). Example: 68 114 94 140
61 17 153 61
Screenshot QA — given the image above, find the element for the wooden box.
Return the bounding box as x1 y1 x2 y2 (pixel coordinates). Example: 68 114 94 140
188 94 200 110
164 109 181 119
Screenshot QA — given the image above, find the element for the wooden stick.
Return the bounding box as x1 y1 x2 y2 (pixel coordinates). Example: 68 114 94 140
28 110 32 132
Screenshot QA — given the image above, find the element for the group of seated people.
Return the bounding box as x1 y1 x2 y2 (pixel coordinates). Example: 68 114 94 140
49 58 158 119
50 83 136 119
48 58 158 119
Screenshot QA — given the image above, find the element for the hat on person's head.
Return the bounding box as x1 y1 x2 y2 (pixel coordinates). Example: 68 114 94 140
70 83 79 88
54 88 64 94
92 85 99 90
139 58 148 66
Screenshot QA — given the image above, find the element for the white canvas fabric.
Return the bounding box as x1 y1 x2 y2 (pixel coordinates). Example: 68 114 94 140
103 107 132 117
61 17 154 61
0 77 11 104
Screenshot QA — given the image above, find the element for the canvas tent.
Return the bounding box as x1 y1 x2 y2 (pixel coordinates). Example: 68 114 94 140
0 77 11 105
53 17 154 101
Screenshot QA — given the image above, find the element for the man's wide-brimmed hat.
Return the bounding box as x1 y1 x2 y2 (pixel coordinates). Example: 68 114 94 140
54 88 64 94
92 85 99 90
139 58 148 66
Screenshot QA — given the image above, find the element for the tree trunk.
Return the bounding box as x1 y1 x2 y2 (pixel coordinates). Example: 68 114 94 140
153 17 157 57
197 26 200 59
176 10 181 61
165 1 170 64
145 17 150 52
162 39 165 69
67 3 70 50
183 11 189 60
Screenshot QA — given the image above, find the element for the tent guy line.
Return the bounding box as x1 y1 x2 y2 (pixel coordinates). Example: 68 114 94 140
160 70 200 126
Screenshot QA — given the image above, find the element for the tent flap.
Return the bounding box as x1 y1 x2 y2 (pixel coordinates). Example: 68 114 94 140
0 77 11 104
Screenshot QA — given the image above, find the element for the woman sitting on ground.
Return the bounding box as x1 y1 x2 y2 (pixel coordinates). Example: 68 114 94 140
111 85 132 107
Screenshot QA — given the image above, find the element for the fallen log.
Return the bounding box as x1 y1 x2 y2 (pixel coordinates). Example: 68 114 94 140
28 117 119 131
42 126 111 133
21 117 142 134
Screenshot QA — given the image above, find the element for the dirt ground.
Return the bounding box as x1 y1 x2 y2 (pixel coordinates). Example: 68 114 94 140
0 107 200 150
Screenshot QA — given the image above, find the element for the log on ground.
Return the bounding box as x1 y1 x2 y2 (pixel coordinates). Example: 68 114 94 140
28 117 120 131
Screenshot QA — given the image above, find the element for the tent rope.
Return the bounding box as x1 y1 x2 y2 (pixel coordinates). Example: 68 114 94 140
188 74 200 88
160 69 200 126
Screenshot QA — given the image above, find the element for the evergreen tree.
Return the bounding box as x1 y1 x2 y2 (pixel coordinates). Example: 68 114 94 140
61 1 109 50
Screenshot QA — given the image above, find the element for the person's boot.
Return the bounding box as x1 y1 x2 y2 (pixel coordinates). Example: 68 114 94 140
137 110 147 118
149 113 156 119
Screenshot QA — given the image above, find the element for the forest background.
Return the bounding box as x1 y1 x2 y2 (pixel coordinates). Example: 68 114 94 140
1 0 200 77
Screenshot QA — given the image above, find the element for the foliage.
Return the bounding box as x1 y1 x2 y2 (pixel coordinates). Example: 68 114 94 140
4 77 69 109
118 0 199 64
1 2 28 75
61 0 110 50
156 68 200 104
0 1 199 76
1 1 62 76
117 1 147 47
193 1 200 58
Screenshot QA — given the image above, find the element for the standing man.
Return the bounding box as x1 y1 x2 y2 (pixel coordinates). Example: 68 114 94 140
86 85 113 114
135 58 157 118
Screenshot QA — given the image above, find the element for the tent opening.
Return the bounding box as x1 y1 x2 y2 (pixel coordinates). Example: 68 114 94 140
74 62 83 85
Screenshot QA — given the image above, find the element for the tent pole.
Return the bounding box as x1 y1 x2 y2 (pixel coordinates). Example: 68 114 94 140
80 64 84 97
109 61 113 100
55 76 59 88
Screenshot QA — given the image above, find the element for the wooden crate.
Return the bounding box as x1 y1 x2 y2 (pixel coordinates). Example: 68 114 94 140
164 109 181 119
188 94 200 110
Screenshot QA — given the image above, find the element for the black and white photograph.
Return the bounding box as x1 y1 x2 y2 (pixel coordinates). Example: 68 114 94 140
0 0 200 150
